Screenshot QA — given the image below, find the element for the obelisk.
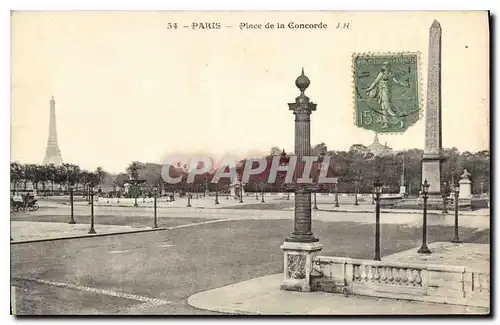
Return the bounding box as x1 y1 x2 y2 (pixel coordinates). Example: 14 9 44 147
421 20 443 199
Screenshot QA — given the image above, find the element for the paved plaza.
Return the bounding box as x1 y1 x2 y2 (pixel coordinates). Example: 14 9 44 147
187 274 488 315
11 195 490 242
10 195 490 315
187 241 490 315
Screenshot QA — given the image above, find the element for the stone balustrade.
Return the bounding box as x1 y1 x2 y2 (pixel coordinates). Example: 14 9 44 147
353 263 424 287
310 256 489 308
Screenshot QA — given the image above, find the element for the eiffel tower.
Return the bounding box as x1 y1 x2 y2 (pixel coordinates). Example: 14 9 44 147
42 96 63 165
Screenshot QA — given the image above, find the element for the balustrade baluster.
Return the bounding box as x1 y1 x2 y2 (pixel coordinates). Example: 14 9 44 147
392 268 399 283
386 267 393 283
413 270 422 286
406 269 414 285
361 265 367 281
354 265 361 280
367 266 374 281
399 269 406 284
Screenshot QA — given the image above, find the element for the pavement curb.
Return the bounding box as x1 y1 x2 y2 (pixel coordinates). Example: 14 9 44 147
10 218 234 245
187 294 258 315
10 227 169 245
317 208 488 217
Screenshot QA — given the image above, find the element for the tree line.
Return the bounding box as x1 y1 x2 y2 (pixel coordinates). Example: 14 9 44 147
10 144 490 196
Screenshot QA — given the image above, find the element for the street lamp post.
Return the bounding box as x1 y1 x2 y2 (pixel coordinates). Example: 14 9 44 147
354 178 359 206
88 185 96 234
133 183 139 207
313 151 324 211
334 183 340 207
373 178 383 261
255 183 259 200
260 182 265 203
153 183 158 228
187 186 192 207
442 182 449 214
239 182 244 203
417 179 431 254
69 185 75 224
215 183 219 205
451 184 462 243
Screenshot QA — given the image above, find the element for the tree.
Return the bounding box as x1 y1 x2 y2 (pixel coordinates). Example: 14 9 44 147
66 164 82 188
33 165 45 192
269 147 282 156
311 143 328 156
95 166 106 190
127 161 143 180
114 173 130 186
45 164 58 192
137 163 162 186
10 162 23 192
23 164 37 190
55 165 68 192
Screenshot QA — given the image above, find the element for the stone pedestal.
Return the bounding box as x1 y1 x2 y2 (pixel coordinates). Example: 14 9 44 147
399 185 406 196
422 155 442 198
458 169 473 209
459 179 472 199
281 241 323 292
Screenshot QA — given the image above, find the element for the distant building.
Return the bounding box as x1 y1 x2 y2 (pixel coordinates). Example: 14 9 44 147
367 133 393 157
43 96 64 165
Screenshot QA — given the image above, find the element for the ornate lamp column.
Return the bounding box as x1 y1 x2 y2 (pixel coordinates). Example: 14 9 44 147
335 183 340 207
451 183 462 243
281 69 323 292
152 183 159 228
418 179 432 254
354 177 359 206
68 185 76 224
373 179 383 261
88 184 96 234
187 185 192 207
441 182 449 214
239 181 244 203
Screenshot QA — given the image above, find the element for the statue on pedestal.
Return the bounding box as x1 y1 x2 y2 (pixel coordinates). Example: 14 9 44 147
459 169 472 199
460 169 471 180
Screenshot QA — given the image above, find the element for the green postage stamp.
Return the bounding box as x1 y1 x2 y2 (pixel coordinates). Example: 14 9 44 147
353 52 422 133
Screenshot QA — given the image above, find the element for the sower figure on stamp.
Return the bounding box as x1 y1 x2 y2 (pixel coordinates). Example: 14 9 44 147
365 61 410 128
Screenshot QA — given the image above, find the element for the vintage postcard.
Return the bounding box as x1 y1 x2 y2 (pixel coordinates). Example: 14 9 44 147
10 11 490 316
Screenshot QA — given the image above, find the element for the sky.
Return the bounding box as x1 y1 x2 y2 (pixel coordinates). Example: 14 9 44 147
10 11 490 173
